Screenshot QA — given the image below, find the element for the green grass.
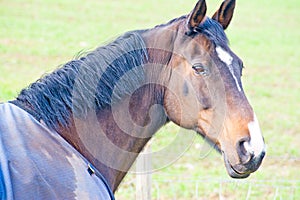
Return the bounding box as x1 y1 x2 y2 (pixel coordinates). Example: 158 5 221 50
1 0 300 199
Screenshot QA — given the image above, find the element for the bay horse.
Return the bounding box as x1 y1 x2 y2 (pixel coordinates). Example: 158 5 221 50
0 0 266 199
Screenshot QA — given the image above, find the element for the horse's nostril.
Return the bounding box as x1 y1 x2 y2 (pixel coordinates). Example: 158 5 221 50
237 137 252 163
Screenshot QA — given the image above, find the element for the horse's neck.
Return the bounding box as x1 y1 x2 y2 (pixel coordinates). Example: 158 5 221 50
60 83 167 191
16 25 178 191
66 27 179 191
142 23 181 60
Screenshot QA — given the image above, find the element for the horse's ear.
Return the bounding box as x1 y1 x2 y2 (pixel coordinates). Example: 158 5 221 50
212 0 236 30
187 0 207 32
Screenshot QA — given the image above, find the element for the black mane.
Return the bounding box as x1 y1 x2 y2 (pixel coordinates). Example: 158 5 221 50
155 15 228 46
16 31 148 131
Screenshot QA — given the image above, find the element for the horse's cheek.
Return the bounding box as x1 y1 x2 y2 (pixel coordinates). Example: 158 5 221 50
163 89 199 129
163 90 181 125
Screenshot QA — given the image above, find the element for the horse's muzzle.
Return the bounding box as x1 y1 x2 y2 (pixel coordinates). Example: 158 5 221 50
222 150 266 179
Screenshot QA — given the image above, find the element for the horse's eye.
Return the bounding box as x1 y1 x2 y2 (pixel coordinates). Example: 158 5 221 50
192 65 209 76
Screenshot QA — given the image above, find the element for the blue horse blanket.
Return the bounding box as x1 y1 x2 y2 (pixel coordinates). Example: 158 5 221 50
0 103 114 200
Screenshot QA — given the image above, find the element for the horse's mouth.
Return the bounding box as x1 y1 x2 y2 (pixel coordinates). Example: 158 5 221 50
195 129 255 179
222 152 250 179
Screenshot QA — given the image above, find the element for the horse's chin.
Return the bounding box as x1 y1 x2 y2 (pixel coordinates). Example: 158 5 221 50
195 129 251 179
222 152 250 179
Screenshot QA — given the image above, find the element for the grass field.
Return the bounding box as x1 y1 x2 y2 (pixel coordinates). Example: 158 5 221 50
1 0 300 199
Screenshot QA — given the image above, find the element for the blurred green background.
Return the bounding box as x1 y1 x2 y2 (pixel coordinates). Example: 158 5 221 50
1 0 299 199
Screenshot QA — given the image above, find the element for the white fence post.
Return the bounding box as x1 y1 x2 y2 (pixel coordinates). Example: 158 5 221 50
136 143 152 200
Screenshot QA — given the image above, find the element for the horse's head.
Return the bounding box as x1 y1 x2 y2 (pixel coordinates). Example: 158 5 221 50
163 0 265 178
